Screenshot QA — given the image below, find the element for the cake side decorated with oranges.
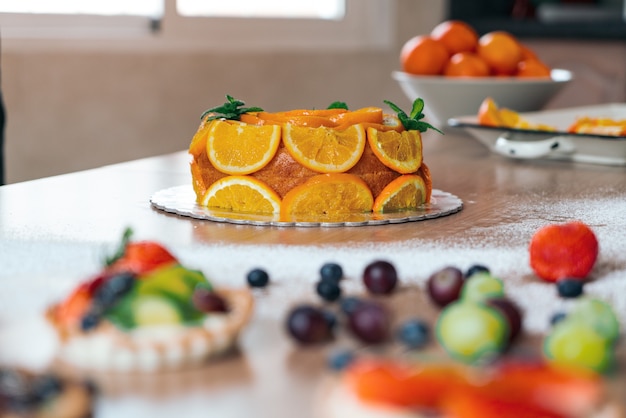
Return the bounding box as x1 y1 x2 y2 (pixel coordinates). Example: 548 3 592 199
188 96 441 222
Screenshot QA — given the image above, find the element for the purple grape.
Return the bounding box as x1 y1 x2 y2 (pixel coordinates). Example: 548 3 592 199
286 305 333 344
192 288 229 313
363 260 398 295
348 301 390 344
486 297 523 344
426 266 464 307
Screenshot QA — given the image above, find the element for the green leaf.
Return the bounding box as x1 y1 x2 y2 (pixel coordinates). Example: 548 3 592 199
327 101 349 110
384 98 443 134
105 227 133 266
200 95 263 121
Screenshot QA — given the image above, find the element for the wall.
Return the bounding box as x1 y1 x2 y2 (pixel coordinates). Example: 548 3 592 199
1 1 446 184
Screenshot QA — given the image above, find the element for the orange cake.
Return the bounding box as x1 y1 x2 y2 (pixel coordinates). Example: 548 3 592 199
46 229 253 373
188 96 441 222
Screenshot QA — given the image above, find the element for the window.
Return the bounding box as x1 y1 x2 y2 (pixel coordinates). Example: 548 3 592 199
0 1 162 17
0 0 393 51
177 0 344 20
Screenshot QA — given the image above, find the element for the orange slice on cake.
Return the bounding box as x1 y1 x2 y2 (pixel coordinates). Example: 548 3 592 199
202 176 281 214
207 119 281 175
373 174 428 213
367 127 423 174
280 173 373 222
282 123 366 173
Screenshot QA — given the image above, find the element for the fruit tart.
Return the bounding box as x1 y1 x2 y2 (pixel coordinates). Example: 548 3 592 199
46 229 253 373
0 366 94 418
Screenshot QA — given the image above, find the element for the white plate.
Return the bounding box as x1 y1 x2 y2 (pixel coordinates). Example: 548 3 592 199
150 185 463 228
448 103 626 165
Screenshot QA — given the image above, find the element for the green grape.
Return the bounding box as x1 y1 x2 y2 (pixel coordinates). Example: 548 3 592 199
544 318 614 373
569 298 620 343
436 301 508 364
461 272 505 302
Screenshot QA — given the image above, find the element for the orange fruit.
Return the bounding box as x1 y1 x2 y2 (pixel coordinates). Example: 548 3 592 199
367 127 423 174
477 97 503 127
207 119 281 175
202 176 281 214
189 118 214 157
400 35 450 76
516 59 551 78
477 31 523 75
519 43 539 61
280 173 373 221
431 20 479 55
443 52 490 77
282 123 366 173
373 175 427 213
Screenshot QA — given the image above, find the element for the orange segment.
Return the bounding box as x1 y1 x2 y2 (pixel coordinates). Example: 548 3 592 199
477 97 503 127
189 118 215 157
283 123 366 173
207 120 281 175
367 127 423 174
280 173 373 221
373 175 427 213
202 176 281 214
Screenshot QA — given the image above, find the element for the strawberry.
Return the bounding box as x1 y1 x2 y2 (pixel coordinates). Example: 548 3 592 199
529 221 599 283
105 228 178 276
107 241 177 275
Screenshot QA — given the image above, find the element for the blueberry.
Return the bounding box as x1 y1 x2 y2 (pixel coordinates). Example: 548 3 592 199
465 264 490 279
396 319 430 349
246 268 269 288
80 310 101 331
339 296 365 316
327 349 356 371
94 272 135 308
316 280 342 302
556 278 584 298
320 263 343 284
550 311 568 326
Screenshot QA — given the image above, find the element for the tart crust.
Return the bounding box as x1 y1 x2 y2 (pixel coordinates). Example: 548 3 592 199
46 288 253 373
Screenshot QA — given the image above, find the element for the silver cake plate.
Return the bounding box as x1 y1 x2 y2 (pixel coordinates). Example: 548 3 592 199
150 185 463 227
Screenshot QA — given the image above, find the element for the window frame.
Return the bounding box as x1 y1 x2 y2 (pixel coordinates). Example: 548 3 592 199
0 0 394 52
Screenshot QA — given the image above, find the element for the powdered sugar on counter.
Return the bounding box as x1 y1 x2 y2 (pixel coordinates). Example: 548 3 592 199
1 196 624 337
174 194 626 335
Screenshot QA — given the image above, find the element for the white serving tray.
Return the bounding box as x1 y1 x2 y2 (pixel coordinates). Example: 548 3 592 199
448 103 626 166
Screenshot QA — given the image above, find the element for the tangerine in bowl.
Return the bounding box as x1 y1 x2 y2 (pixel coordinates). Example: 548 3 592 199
394 20 573 126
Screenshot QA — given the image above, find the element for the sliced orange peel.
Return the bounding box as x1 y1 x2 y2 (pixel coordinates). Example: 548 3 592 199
337 357 607 418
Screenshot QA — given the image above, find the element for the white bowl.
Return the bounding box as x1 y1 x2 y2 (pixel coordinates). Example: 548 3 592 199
392 69 573 127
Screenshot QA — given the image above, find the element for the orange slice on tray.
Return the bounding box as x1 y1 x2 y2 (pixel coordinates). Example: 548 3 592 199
280 173 373 221
367 127 423 174
373 175 428 213
282 123 366 173
207 119 281 175
202 176 281 214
